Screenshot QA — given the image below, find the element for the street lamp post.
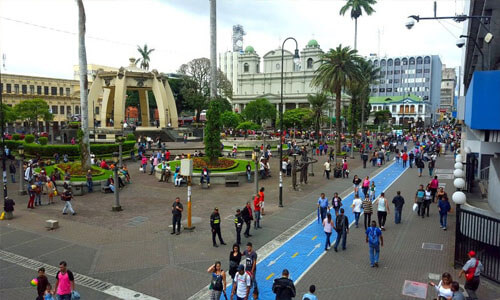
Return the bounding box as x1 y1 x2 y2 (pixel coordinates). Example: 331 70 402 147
17 145 25 195
253 146 259 195
112 152 122 211
279 37 300 208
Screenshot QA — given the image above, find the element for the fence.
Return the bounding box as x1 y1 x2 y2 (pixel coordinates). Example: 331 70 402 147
454 204 500 283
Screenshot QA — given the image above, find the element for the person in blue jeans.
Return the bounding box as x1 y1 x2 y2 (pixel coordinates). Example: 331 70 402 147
334 208 349 252
322 212 334 251
317 193 329 222
392 191 405 224
438 195 451 230
366 220 383 267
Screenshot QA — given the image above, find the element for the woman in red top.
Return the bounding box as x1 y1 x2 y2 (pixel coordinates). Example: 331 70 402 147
402 152 409 168
258 187 265 215
253 195 262 229
429 176 439 203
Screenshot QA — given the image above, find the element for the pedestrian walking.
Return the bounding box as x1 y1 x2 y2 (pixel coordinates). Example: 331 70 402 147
424 185 432 217
429 176 439 202
369 182 376 201
229 244 242 280
231 265 251 300
323 160 331 179
409 151 415 168
450 281 466 300
243 242 258 298
253 194 262 230
374 192 389 230
402 151 408 168
36 267 50 300
392 191 405 224
61 189 76 216
141 155 147 173
322 212 334 251
27 183 35 209
362 195 373 230
34 178 42 206
272 269 296 300
46 179 56 205
366 220 383 268
438 194 452 230
362 151 368 168
352 175 361 194
352 193 362 228
53 261 75 300
331 192 342 216
416 157 425 177
428 158 436 177
333 208 349 252
317 193 328 222
428 272 453 299
302 285 318 300
242 202 253 238
362 176 370 199
9 161 16 183
86 170 93 193
207 261 226 300
414 184 426 217
171 197 183 235
259 187 265 215
210 207 226 247
234 209 243 245
246 162 252 182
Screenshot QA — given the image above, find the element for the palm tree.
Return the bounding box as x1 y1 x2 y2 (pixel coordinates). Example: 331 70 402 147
136 44 155 70
339 0 377 50
76 0 91 170
307 93 330 145
357 58 380 146
312 45 361 154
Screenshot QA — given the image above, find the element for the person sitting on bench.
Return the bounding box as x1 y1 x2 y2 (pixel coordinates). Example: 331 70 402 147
174 173 184 187
200 167 210 187
106 176 115 192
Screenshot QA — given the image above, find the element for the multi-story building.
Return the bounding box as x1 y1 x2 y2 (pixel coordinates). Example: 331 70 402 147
368 95 431 126
440 65 457 113
0 73 80 132
367 55 442 122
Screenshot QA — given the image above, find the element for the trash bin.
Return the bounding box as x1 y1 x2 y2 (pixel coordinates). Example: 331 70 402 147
72 182 85 196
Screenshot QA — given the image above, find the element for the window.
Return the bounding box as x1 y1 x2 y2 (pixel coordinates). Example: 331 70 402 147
30 85 34 94
394 70 400 75
75 106 80 114
51 87 57 95
256 63 260 73
417 57 423 64
380 71 386 76
394 78 400 83
95 107 99 114
307 58 313 69
416 69 422 74
392 105 396 113
21 84 27 94
51 106 58 114
60 106 65 115
424 69 430 73
372 88 378 92
424 56 431 64
67 106 71 115
387 88 392 92
14 84 19 94
37 86 42 95
243 63 249 72
379 88 385 92
418 105 423 113
66 88 70 96
410 105 415 113
402 58 408 65
388 70 393 75
399 106 404 113
374 60 379 66
380 59 386 67
394 58 400 66
388 59 393 66
409 57 415 65
59 87 64 96
44 86 49 95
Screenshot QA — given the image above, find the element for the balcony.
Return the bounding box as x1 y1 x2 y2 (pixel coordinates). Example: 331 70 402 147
465 71 500 130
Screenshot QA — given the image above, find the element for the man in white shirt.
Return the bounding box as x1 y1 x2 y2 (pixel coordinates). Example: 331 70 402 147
324 161 331 180
231 264 251 300
352 194 363 228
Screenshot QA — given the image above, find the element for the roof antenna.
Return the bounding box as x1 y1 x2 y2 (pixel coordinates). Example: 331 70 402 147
434 1 437 18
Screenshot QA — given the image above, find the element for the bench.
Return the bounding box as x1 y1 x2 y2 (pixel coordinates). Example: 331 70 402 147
201 181 209 189
225 175 239 187
244 151 253 157
101 185 112 193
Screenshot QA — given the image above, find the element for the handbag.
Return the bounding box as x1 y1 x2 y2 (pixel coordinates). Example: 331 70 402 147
465 259 479 281
139 167 144 172
412 203 418 212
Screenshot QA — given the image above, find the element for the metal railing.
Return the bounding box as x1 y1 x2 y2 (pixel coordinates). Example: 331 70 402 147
454 204 500 283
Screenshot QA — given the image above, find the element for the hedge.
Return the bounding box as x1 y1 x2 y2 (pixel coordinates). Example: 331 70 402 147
12 134 21 141
39 137 48 145
25 135 35 143
23 141 135 158
127 133 136 141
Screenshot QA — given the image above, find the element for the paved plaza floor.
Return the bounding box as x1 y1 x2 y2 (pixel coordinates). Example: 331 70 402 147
1 143 499 299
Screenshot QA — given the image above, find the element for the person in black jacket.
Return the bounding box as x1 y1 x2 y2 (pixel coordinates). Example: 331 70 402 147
210 207 226 247
241 202 253 238
392 191 405 224
272 269 296 300
234 209 243 245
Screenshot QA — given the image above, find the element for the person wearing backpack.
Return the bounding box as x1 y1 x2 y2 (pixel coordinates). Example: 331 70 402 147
231 265 250 300
207 261 226 300
272 269 296 300
366 220 383 268
459 251 483 300
414 185 426 217
333 208 349 252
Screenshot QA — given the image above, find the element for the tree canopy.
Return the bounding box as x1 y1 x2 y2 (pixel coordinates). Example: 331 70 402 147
204 100 222 163
220 111 241 129
281 108 313 130
14 99 53 132
242 98 276 125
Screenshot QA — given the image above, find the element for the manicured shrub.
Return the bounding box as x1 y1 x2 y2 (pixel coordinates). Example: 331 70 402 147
39 137 48 145
24 141 136 158
126 133 136 141
12 134 20 141
25 134 35 143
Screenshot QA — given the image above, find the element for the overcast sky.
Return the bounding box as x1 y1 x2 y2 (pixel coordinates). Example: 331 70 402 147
0 0 467 79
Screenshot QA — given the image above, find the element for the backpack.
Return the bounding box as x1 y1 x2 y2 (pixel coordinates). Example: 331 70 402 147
211 273 223 291
367 227 380 246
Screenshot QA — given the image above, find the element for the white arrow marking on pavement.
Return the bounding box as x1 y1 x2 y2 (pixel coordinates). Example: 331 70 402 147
307 243 321 256
268 252 286 267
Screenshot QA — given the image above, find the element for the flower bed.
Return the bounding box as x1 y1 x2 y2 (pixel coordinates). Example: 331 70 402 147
55 163 104 177
192 157 238 171
35 163 113 182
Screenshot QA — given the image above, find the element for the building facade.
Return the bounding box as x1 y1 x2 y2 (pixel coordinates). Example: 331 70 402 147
440 65 457 113
1 73 80 132
369 95 431 127
367 55 442 122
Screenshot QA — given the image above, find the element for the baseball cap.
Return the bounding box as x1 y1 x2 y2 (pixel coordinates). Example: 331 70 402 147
468 250 476 257
237 264 244 271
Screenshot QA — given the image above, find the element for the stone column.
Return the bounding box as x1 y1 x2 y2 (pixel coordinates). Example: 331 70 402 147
138 90 150 127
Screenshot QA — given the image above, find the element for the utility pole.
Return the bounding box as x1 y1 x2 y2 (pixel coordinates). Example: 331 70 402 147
209 0 217 99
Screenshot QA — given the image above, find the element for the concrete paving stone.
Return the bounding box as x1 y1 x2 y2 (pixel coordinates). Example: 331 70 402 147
0 230 39 250
5 236 70 259
0 224 17 235
90 266 163 288
36 244 97 275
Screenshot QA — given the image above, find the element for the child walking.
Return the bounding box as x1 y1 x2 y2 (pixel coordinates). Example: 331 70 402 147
369 182 376 201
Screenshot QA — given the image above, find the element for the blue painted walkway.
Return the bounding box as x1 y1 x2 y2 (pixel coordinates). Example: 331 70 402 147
226 161 408 299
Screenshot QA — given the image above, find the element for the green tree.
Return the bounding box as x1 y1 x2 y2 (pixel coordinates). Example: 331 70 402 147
183 88 208 122
212 96 232 112
220 111 241 129
1 104 16 124
312 45 361 153
136 44 155 70
204 100 222 164
236 121 261 131
280 108 313 130
14 99 53 133
307 93 330 143
242 98 276 125
339 0 377 50
374 110 391 126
